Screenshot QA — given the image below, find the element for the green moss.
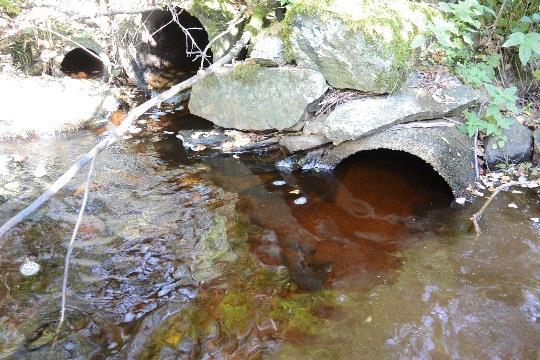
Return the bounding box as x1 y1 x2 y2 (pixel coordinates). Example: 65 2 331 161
230 62 261 83
7 32 37 73
218 291 253 332
280 0 430 90
0 0 20 16
191 0 236 38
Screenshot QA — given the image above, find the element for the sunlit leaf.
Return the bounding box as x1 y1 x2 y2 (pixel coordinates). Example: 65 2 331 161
411 34 426 49
502 32 525 47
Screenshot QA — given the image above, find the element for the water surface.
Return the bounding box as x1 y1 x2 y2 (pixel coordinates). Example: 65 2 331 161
0 109 538 359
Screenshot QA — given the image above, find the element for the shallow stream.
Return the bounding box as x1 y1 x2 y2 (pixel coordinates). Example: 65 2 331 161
0 109 539 359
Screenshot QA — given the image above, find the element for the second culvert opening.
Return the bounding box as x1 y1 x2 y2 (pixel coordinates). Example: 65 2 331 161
61 48 104 79
138 7 213 91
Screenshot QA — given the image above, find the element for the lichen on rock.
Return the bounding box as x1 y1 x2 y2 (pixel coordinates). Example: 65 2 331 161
282 0 433 93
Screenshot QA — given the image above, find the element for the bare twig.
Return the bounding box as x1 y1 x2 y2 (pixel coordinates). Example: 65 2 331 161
0 31 252 241
59 154 97 326
473 101 487 179
470 180 519 236
488 0 508 39
474 128 480 179
199 6 247 70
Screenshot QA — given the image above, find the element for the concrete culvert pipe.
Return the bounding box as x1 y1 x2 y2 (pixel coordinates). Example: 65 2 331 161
60 47 105 80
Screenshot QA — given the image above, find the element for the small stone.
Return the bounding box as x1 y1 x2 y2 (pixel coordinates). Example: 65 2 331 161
508 203 518 208
272 180 286 186
294 197 307 205
455 197 466 205
20 259 40 276
33 164 47 178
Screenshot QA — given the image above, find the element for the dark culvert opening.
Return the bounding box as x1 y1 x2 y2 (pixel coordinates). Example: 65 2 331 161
139 7 212 90
334 149 454 214
60 48 104 79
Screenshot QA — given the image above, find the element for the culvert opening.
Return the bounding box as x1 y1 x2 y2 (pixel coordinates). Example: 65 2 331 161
60 48 104 79
334 149 454 214
139 7 212 90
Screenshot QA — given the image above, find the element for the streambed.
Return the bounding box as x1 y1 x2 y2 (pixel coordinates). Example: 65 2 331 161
0 109 539 359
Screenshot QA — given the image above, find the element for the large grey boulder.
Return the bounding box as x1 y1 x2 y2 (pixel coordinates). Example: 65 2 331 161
189 65 328 131
0 75 119 139
485 120 533 168
323 83 482 144
287 0 431 93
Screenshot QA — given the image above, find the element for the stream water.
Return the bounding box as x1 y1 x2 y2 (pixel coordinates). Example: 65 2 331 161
0 108 539 359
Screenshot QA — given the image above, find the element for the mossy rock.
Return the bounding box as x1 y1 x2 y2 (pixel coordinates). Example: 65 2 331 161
282 0 432 93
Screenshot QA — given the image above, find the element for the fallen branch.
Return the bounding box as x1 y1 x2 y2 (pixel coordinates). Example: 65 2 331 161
198 6 247 70
470 180 520 236
0 30 252 241
59 154 97 326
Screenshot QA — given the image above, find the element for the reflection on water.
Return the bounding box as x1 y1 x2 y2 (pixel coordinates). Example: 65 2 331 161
0 109 539 359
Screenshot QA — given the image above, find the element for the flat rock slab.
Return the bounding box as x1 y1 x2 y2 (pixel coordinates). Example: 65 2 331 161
0 75 119 139
188 65 328 131
324 84 482 144
279 134 330 153
317 126 475 197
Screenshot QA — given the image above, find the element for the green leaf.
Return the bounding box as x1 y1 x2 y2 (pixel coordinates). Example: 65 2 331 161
502 32 525 47
411 34 426 49
433 29 455 48
463 33 474 46
534 70 540 80
519 44 532 65
485 53 501 68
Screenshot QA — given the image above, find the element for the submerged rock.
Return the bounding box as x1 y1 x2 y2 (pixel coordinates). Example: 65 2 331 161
189 64 328 131
323 82 482 144
286 0 430 93
0 75 119 139
485 120 533 168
